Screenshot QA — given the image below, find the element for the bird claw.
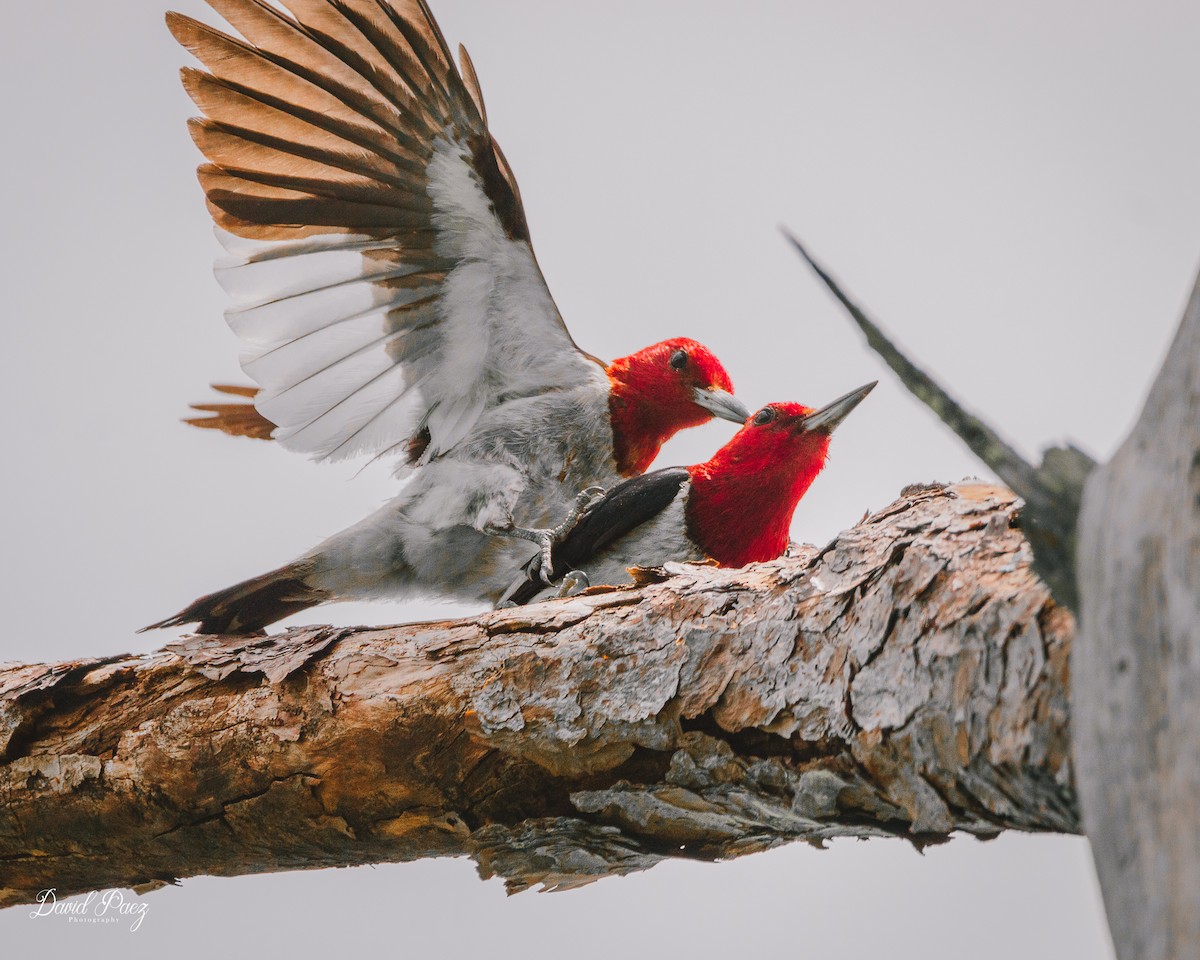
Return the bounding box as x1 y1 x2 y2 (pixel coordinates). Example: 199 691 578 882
486 522 553 582
483 486 606 586
556 570 590 598
544 485 605 537
533 531 556 584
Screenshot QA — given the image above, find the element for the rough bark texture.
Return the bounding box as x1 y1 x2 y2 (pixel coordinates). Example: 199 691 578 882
1075 269 1200 960
0 482 1075 905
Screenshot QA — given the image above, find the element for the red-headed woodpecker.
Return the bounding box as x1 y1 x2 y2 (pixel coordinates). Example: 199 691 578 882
500 383 877 606
143 1 749 634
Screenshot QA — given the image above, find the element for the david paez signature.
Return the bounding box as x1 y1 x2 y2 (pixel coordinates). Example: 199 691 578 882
29 889 149 932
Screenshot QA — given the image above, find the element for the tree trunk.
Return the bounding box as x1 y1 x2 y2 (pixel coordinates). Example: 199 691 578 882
1074 269 1200 960
0 481 1075 905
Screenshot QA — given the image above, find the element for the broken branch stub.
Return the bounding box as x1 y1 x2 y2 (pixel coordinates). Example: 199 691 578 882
0 482 1075 903
785 230 1095 610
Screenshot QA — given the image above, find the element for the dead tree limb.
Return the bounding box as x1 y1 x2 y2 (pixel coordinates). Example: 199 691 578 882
785 229 1095 610
0 482 1074 904
1074 268 1200 960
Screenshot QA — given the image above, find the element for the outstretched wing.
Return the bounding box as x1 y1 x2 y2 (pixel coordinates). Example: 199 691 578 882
503 468 692 606
171 0 600 464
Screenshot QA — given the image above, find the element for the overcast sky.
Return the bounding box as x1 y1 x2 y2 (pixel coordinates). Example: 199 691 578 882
5 0 1199 955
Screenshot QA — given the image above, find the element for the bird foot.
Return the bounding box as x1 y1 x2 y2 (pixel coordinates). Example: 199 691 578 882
485 486 605 584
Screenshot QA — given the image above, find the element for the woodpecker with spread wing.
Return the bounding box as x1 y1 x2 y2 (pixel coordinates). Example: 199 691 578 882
144 0 749 634
500 383 876 606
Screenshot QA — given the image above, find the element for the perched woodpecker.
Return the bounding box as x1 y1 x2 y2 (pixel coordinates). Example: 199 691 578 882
500 383 876 606
144 0 749 634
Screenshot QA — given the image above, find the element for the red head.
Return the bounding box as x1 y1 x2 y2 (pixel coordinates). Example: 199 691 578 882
686 382 876 567
607 337 748 476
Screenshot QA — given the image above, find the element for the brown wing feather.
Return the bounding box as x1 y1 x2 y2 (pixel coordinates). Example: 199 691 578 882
198 163 432 228
185 385 277 440
453 43 529 242
457 43 487 126
187 0 407 124
211 383 260 398
180 68 419 178
172 1 520 241
187 118 416 196
170 15 394 139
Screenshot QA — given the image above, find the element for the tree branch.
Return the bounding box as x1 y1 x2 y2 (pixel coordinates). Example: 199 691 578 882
0 482 1075 904
1074 266 1200 960
784 229 1095 610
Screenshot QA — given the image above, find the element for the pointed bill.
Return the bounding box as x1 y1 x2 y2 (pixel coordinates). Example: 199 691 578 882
800 381 877 433
693 387 751 424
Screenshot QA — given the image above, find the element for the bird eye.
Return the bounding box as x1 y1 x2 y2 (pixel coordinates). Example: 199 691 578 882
752 407 777 426
669 348 688 370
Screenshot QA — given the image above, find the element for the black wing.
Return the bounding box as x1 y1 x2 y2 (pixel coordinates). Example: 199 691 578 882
503 467 691 606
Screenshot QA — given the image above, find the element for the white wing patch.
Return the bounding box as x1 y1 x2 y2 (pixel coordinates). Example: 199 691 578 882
418 136 586 460
210 136 591 467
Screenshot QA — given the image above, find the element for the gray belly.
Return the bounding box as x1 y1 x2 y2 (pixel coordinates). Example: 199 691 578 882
408 387 626 603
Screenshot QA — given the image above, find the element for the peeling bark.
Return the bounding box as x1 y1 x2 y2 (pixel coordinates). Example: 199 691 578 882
0 482 1075 904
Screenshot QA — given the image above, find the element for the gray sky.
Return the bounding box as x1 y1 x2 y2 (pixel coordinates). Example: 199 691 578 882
5 0 1198 954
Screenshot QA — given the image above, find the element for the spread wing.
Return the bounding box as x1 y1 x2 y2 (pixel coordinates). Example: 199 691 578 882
503 468 692 606
171 0 599 464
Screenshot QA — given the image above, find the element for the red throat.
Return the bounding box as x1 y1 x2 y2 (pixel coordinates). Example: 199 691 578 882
685 414 832 567
606 338 734 476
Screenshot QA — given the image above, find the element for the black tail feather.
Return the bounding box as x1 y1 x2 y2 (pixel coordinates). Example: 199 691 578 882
141 562 326 635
